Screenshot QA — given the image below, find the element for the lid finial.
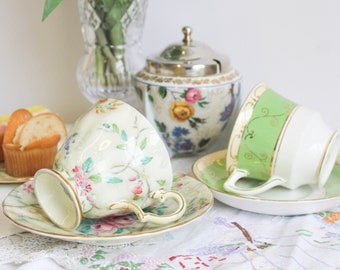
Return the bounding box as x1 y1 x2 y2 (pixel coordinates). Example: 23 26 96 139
182 26 192 45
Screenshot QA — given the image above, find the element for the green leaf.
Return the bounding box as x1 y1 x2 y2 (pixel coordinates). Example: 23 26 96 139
158 86 167 99
141 156 153 165
82 157 93 174
92 254 105 260
133 194 140 200
116 144 127 150
156 179 166 186
42 0 63 21
108 177 123 184
95 250 107 255
180 91 186 99
155 120 167 133
112 123 119 134
121 130 128 141
89 174 102 183
102 123 111 129
198 138 211 148
88 264 100 269
80 258 88 265
118 261 130 267
139 137 147 150
148 94 154 103
198 101 209 108
116 227 124 234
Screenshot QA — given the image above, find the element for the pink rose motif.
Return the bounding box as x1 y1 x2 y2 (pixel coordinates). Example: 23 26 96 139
114 216 137 228
23 183 34 193
94 216 136 233
72 165 93 202
129 176 137 182
176 183 183 188
185 88 202 104
93 220 119 233
132 184 143 195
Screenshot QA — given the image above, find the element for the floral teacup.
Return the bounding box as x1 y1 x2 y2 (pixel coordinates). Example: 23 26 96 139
33 99 186 230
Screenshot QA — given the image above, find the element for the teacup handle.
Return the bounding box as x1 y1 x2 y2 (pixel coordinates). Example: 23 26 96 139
109 190 186 224
223 169 286 195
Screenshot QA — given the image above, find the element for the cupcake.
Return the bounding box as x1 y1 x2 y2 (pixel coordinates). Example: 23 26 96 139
0 105 49 162
2 109 66 177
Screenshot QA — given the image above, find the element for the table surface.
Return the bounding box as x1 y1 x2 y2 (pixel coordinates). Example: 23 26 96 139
1 141 340 270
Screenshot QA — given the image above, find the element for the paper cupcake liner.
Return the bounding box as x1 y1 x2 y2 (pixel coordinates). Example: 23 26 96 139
3 144 57 177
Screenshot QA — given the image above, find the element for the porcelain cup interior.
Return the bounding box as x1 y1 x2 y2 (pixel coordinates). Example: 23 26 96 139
224 83 340 195
33 99 186 230
134 69 241 156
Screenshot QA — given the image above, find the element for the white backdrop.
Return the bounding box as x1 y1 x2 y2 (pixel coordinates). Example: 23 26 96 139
0 0 339 130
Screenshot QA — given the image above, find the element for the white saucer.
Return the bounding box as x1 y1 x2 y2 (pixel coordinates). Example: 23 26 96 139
2 174 213 246
0 163 32 183
192 150 340 215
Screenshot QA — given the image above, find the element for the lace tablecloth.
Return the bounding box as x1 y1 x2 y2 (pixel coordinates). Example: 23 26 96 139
1 153 340 270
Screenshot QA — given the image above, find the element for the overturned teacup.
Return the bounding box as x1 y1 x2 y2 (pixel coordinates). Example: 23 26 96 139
33 99 186 230
224 83 340 195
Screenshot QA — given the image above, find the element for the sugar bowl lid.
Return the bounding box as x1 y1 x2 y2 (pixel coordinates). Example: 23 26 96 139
145 26 232 77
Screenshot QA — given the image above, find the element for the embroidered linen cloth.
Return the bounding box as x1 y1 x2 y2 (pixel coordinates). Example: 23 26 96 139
1 201 340 269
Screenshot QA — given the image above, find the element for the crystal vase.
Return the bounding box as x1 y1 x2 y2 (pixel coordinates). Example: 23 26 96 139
77 0 148 109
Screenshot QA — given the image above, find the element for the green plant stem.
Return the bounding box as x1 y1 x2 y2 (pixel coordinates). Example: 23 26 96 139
89 0 132 88
95 46 106 86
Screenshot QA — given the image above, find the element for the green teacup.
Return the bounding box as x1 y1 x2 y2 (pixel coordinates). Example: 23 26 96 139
226 83 296 180
224 82 340 195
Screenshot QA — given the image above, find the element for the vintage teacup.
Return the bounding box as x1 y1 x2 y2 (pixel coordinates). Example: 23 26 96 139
33 99 186 230
134 26 241 155
224 83 340 195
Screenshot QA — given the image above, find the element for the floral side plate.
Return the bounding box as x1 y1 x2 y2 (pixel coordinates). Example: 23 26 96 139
2 174 213 246
192 150 340 215
0 163 32 183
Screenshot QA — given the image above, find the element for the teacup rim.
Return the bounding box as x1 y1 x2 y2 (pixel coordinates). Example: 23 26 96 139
34 168 82 230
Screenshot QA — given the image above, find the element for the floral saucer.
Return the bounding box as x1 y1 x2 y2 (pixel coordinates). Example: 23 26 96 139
2 174 213 246
192 150 340 215
0 163 32 183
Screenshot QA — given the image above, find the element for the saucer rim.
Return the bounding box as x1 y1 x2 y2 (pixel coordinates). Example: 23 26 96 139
192 149 340 215
0 162 32 183
2 174 214 245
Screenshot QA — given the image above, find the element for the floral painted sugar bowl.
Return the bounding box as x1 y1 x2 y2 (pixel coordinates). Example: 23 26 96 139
134 26 241 155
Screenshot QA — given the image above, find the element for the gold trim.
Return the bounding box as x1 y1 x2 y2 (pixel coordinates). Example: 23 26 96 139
226 82 267 174
52 169 83 230
109 190 186 223
271 106 299 175
317 131 339 185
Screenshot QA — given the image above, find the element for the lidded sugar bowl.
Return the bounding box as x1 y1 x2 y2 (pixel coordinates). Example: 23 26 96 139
134 26 241 155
